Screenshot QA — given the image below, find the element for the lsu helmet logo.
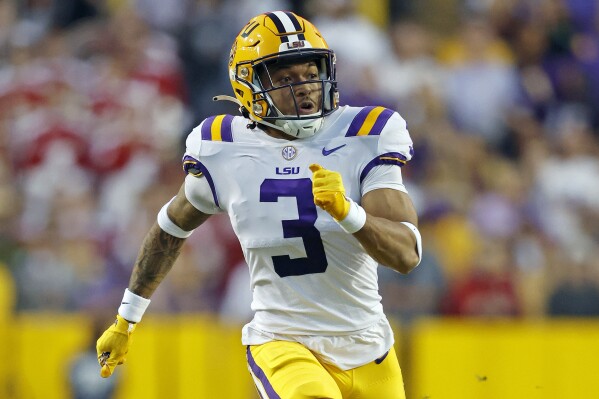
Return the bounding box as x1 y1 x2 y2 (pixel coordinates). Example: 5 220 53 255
285 40 306 49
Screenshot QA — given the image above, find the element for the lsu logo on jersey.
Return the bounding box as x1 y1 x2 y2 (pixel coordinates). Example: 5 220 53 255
276 167 300 175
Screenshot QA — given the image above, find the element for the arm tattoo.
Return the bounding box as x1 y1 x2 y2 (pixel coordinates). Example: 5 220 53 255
129 223 186 298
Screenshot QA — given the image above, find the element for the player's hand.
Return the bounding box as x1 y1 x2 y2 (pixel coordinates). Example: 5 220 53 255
309 164 351 221
96 315 136 378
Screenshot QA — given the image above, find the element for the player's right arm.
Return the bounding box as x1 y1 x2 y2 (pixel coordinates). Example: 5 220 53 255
96 182 211 378
128 182 211 298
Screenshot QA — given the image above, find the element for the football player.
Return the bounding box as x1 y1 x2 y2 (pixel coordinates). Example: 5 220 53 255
97 11 421 399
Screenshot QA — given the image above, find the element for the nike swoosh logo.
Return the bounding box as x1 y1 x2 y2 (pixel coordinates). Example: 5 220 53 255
375 350 389 364
322 144 346 156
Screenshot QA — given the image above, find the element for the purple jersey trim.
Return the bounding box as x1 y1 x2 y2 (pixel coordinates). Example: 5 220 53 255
369 108 394 136
200 115 234 142
220 114 234 142
346 106 375 137
345 106 394 137
201 116 217 140
181 155 220 208
246 346 281 399
359 152 408 184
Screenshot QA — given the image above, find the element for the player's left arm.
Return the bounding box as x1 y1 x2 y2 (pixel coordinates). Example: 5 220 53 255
310 110 421 274
354 188 420 274
310 164 421 274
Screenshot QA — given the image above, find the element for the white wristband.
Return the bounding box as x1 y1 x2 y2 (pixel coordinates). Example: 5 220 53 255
157 198 194 238
400 221 423 267
118 289 151 323
337 198 367 234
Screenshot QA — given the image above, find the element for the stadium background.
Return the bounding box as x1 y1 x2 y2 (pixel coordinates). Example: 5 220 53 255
1 0 599 398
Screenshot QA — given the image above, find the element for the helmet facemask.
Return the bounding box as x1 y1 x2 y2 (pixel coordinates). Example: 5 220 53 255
236 51 338 138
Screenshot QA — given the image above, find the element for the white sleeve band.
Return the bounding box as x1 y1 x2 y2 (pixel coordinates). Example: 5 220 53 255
337 198 367 234
118 289 151 323
400 221 423 267
157 198 194 239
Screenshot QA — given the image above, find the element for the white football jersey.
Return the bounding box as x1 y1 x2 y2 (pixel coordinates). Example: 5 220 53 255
183 105 414 340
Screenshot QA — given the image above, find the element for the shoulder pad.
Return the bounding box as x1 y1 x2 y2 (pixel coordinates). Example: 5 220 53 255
185 114 237 155
377 111 414 166
183 114 235 176
356 109 415 182
344 106 414 165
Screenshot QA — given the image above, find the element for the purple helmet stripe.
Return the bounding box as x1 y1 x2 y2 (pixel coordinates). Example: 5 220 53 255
246 346 281 399
221 114 234 142
266 12 288 42
284 11 305 40
285 11 302 30
369 107 394 136
345 106 375 136
359 152 408 183
201 116 217 140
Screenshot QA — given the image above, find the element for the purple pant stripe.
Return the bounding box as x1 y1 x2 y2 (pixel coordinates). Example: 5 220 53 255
246 346 281 399
255 387 266 399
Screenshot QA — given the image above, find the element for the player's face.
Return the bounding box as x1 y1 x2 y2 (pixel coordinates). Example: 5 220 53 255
262 61 323 116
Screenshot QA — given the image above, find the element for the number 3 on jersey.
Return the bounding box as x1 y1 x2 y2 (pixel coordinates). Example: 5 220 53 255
260 178 328 277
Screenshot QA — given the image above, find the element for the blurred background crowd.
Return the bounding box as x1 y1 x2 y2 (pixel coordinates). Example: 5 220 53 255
1 0 599 330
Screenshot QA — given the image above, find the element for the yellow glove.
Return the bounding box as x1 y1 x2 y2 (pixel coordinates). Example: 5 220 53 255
96 315 136 378
309 163 351 221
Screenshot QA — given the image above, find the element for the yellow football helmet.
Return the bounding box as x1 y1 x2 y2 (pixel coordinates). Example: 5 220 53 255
227 11 338 138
